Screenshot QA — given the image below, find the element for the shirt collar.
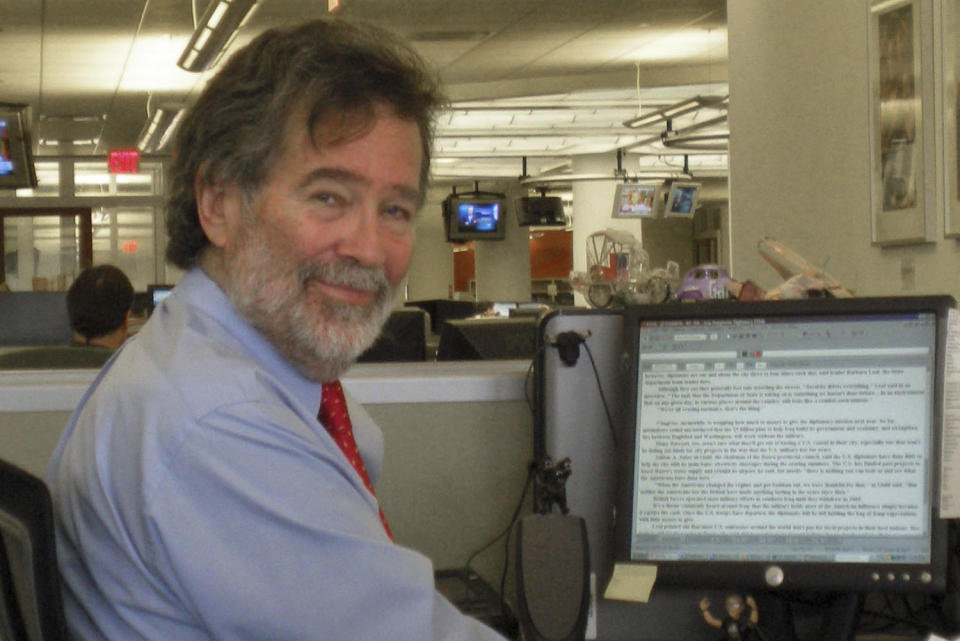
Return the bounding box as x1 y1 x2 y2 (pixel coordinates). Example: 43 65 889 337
174 267 324 414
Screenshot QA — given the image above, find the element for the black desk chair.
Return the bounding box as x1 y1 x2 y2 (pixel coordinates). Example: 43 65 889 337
0 458 69 641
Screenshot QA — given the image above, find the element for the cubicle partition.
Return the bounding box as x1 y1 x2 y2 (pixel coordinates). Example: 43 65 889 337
0 292 72 346
0 361 535 619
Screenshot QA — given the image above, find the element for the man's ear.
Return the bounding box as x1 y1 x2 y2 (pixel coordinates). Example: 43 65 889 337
195 172 232 248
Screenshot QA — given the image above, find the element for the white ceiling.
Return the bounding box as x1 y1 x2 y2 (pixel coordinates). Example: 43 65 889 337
0 0 728 185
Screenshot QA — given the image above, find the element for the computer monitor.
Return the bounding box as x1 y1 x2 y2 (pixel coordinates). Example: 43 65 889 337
146 284 174 313
516 196 566 226
443 192 507 242
490 302 518 318
0 105 38 190
612 296 954 597
612 182 662 218
664 181 699 217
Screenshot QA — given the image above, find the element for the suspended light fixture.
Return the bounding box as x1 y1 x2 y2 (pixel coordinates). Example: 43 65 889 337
623 95 728 129
136 107 184 153
177 0 258 72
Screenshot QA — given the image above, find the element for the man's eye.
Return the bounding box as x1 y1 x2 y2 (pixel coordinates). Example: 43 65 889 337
312 192 339 205
383 205 414 223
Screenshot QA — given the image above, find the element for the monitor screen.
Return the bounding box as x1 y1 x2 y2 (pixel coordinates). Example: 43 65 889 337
490 302 518 317
445 194 507 241
0 106 38 190
146 284 174 313
613 296 953 594
664 181 699 217
612 183 661 218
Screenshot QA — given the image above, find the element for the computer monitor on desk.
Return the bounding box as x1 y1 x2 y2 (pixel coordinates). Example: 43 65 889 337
610 297 955 639
146 284 174 314
436 317 539 361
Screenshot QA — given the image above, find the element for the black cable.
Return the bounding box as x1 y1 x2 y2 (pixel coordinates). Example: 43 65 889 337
524 342 548 417
461 462 535 621
581 340 618 448
858 593 955 639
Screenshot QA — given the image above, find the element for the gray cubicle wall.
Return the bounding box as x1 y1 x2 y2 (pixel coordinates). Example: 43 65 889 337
0 362 534 614
0 292 73 345
540 309 722 641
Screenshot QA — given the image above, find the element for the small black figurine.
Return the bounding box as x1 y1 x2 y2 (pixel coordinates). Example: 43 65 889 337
699 594 759 641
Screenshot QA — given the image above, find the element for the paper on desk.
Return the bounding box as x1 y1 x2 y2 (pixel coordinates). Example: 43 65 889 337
603 563 657 603
941 309 960 518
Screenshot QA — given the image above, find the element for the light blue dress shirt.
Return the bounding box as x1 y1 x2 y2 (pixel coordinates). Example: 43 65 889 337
46 268 506 641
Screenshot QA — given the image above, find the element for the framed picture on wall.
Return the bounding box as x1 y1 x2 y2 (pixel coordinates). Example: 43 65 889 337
942 0 960 236
868 0 937 245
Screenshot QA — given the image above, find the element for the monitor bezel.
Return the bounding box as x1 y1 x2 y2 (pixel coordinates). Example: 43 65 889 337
444 193 508 242
663 180 700 217
612 296 955 594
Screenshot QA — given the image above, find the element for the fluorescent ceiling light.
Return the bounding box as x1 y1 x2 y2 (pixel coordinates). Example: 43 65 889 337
661 132 729 151
177 0 258 72
137 107 184 153
623 95 727 129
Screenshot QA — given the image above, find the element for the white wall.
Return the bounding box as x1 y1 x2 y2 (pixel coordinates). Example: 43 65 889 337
727 0 960 299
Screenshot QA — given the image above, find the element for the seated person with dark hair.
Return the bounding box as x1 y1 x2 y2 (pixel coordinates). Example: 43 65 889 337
0 265 133 369
66 264 134 350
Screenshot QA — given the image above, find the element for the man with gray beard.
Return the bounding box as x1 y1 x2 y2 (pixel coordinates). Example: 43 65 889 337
45 19 507 641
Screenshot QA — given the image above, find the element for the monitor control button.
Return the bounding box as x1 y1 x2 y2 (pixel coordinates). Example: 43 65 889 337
764 566 784 587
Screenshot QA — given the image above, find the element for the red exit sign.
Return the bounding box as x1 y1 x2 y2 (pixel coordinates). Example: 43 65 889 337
108 149 140 174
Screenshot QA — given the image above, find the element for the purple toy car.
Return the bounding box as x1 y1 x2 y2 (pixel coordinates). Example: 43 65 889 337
675 264 732 301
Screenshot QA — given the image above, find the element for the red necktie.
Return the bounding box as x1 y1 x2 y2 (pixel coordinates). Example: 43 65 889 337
319 381 393 539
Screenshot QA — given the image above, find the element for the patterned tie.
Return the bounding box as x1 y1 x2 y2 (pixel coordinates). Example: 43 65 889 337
318 381 393 539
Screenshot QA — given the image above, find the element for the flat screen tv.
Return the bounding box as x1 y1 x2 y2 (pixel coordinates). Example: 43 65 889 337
664 180 699 217
0 105 38 190
516 196 566 227
444 192 507 242
613 296 954 598
612 182 662 218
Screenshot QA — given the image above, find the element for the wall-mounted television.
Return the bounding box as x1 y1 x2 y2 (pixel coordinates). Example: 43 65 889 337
0 104 38 190
516 196 566 227
611 182 662 219
664 180 700 217
443 192 507 242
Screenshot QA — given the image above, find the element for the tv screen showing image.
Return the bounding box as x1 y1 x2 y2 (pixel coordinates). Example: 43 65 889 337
664 181 700 217
0 106 38 190
612 183 661 218
444 193 507 242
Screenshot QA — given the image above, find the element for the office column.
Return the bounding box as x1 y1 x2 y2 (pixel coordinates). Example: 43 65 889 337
571 152 640 306
473 180 531 302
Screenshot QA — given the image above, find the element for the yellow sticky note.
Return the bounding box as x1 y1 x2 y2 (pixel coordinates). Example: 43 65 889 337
603 563 657 603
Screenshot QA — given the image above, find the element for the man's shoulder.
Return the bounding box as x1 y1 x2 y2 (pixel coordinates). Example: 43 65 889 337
104 312 269 420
